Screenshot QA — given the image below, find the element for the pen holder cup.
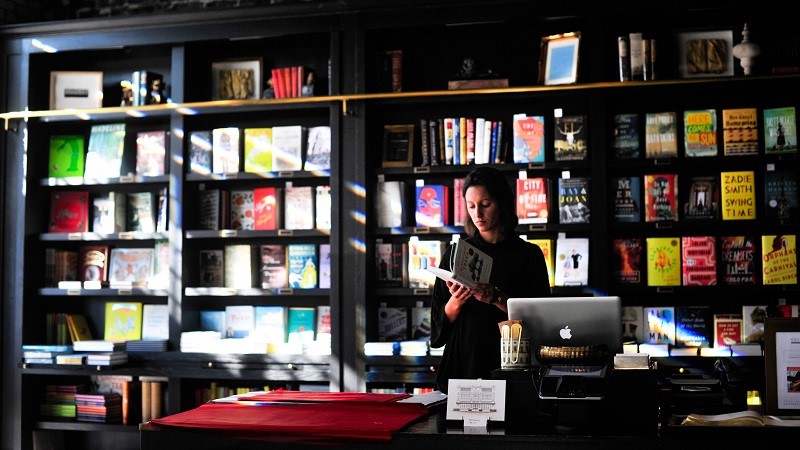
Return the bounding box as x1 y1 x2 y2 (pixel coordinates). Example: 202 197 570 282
500 337 531 369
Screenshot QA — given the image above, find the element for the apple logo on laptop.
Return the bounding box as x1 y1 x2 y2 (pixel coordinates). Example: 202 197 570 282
559 326 572 340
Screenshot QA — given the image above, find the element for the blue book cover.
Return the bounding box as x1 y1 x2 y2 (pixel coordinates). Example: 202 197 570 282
287 307 316 344
199 310 225 335
254 306 286 343
612 113 640 159
415 185 449 227
287 243 317 289
612 176 641 222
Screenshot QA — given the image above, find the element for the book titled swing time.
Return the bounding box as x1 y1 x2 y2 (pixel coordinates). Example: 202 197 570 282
426 239 493 290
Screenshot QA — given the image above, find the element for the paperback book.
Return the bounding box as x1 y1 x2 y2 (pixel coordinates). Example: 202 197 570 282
720 171 756 220
621 306 645 343
764 169 798 223
713 314 743 348
644 112 678 159
287 307 316 344
557 177 591 224
761 234 797 285
253 186 281 230
554 237 589 286
612 238 642 284
722 108 758 156
511 113 545 163
553 114 588 161
253 306 286 343
415 185 449 227
742 305 768 344
224 305 255 338
288 243 318 289
426 239 493 290
763 106 797 155
259 244 288 289
683 109 718 157
515 177 549 224
644 173 678 222
612 113 640 159
646 237 681 287
675 306 712 348
229 189 255 230
378 306 408 342
612 176 641 222
644 306 675 345
126 191 155 233
318 243 331 289
283 185 315 230
271 125 305 171
681 236 717 286
682 175 718 220
720 235 756 285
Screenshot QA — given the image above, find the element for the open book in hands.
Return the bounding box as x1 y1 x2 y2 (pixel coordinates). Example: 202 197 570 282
426 239 493 290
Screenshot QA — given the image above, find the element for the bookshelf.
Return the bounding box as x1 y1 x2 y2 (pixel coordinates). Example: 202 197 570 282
1 1 799 449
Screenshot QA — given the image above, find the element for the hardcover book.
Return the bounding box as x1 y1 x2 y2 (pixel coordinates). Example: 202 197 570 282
378 306 408 342
681 236 717 286
713 313 743 348
682 175 718 220
287 307 316 344
675 306 712 348
612 176 641 222
644 306 675 345
211 127 240 174
415 185 449 227
763 106 797 155
49 191 89 233
426 238 493 290
224 244 254 289
516 177 549 224
188 130 213 174
511 113 545 163
722 108 758 156
408 238 444 288
742 305 768 344
198 249 224 287
243 127 273 173
315 185 332 230
621 306 645 343
764 169 798 223
720 171 756 220
199 310 225 334
287 243 317 289
644 173 678 222
79 244 109 284
259 244 288 289
85 123 125 179
304 125 332 171
553 114 588 161
646 237 681 287
527 238 554 287
554 237 589 286
283 185 315 230
453 177 467 226
253 306 286 343
253 186 281 230
720 235 756 285
108 248 154 287
224 305 256 338
126 191 155 233
612 238 642 284
761 234 797 285
375 180 405 228
141 304 169 341
49 135 85 178
66 314 94 342
271 125 305 171
198 189 222 230
612 113 640 159
683 109 718 157
92 192 125 234
135 130 167 176
318 243 331 289
375 241 408 288
229 189 255 230
557 177 590 224
644 112 678 159
104 302 143 342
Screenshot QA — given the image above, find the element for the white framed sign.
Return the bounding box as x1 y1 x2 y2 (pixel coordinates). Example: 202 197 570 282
49 71 104 110
446 378 506 430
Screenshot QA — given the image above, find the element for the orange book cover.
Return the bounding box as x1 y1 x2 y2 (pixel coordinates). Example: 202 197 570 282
516 177 549 224
253 186 281 230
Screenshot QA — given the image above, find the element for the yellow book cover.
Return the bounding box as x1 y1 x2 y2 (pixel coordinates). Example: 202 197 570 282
761 234 797 285
66 314 94 342
243 127 272 173
527 238 554 287
722 107 758 156
720 171 756 220
104 301 143 342
646 237 681 286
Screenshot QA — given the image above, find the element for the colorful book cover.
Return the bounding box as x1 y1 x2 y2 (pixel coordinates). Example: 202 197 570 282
557 177 590 224
644 112 678 159
229 189 255 230
612 113 640 159
553 114 588 161
304 125 332 171
713 314 743 348
288 243 317 289
453 177 467 226
287 307 316 344
612 176 641 222
211 126 240 174
554 237 589 286
644 173 678 222
199 249 224 287
316 305 332 341
682 175 718 220
126 191 155 233
516 177 549 224
742 305 768 343
108 248 154 287
283 185 315 230
681 236 717 286
224 305 255 338
49 190 89 233
253 186 281 230
188 130 213 175
527 238 554 287
764 169 799 223
622 306 645 343
199 310 225 334
376 242 408 288
407 237 443 288
415 185 449 227
315 185 332 230
375 180 405 228
243 127 273 173
259 244 288 289
646 237 681 287
763 106 797 155
512 114 545 164
253 305 286 343
410 305 431 340
720 235 756 285
135 130 167 176
612 238 642 284
722 108 758 156
104 302 143 342
761 234 797 285
318 243 331 289
85 123 125 179
49 135 85 178
720 171 756 220
674 306 711 348
271 125 305 171
79 244 109 283
223 244 254 289
378 306 408 342
644 306 675 345
683 109 718 157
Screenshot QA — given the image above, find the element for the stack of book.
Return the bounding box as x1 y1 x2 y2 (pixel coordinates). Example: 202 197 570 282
75 392 122 423
85 351 128 367
22 344 72 365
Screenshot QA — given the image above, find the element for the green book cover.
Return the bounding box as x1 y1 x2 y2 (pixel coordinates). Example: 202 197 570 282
287 306 315 344
85 123 126 178
683 109 717 157
763 106 797 155
49 135 85 178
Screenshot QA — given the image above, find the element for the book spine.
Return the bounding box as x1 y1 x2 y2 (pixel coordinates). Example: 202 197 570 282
141 381 152 422
642 38 653 81
419 118 430 166
617 36 631 81
629 32 644 81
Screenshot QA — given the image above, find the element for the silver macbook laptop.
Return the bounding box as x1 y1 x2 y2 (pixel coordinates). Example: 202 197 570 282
506 296 623 366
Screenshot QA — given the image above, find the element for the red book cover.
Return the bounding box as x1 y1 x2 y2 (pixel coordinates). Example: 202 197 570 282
290 65 299 98
644 173 678 222
271 68 285 99
253 186 281 230
714 314 743 348
681 236 717 286
612 238 642 284
453 177 467 226
49 191 90 233
79 244 109 283
516 177 549 224
282 67 292 100
415 185 449 227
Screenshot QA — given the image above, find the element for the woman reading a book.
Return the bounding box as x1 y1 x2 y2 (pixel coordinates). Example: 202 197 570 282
430 166 551 393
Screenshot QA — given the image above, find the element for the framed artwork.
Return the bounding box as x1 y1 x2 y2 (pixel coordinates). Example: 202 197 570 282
49 71 104 110
382 124 415 168
764 317 800 415
676 29 734 78
540 32 581 86
211 58 262 100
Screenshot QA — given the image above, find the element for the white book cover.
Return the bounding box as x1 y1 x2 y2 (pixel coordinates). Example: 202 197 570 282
253 305 286 343
375 180 405 228
554 237 589 286
108 248 154 287
224 305 256 338
85 123 125 179
224 244 253 289
271 125 305 171
316 305 332 342
318 243 331 289
212 127 240 174
303 125 331 171
141 304 169 340
283 185 314 230
315 185 332 230
426 239 492 290
229 189 255 230
408 238 444 288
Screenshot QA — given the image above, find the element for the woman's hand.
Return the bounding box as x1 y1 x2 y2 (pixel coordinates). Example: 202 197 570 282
474 282 495 304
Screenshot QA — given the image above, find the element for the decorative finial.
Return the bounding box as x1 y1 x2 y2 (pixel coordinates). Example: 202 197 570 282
732 23 761 75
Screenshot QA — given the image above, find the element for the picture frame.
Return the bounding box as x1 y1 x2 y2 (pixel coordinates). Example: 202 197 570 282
211 58 262 100
49 71 104 110
540 32 581 86
764 317 800 416
676 29 735 78
382 124 415 168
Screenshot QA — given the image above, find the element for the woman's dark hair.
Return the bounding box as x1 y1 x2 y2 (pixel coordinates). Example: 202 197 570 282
461 166 518 237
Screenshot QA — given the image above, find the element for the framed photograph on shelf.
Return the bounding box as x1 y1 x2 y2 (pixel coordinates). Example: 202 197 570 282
764 317 800 416
211 58 262 100
49 71 103 110
676 29 734 78
540 32 581 86
382 124 415 168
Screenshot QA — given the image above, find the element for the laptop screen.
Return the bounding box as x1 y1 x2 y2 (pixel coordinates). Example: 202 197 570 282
506 296 623 366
